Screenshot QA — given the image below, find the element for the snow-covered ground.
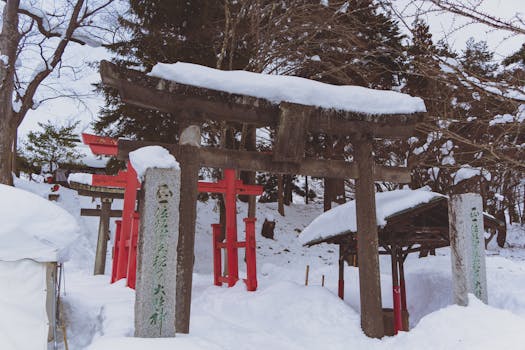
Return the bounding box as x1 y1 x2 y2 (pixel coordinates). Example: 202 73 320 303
12 178 525 350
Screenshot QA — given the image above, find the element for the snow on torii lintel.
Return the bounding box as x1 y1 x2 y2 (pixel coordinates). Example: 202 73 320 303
299 189 445 246
149 62 427 115
68 172 93 186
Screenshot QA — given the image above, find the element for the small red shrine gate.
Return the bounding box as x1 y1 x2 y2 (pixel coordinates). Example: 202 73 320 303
82 133 263 291
200 169 263 291
82 133 141 288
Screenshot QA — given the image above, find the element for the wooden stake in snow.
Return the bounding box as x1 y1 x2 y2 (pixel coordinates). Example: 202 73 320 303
305 265 310 286
321 275 325 287
448 193 488 306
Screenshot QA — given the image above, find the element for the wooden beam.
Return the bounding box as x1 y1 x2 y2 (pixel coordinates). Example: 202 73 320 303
273 103 310 162
354 134 384 338
77 190 125 199
101 60 279 127
117 139 412 183
80 208 123 217
100 61 423 139
94 198 112 275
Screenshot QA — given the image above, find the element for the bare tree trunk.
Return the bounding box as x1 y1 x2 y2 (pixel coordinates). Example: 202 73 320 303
277 174 284 216
0 125 14 185
12 129 18 178
283 174 293 205
324 178 332 212
0 0 21 185
305 175 309 204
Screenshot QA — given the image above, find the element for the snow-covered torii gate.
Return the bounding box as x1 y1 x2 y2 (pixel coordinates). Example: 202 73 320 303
100 60 425 338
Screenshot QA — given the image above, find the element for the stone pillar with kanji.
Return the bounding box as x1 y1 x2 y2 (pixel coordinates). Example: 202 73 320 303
135 167 180 337
448 193 488 306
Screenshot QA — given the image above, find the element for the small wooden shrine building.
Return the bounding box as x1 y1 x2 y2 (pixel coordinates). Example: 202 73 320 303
300 189 504 335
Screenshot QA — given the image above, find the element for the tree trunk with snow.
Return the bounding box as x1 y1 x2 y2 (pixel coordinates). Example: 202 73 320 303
0 0 115 185
0 0 20 185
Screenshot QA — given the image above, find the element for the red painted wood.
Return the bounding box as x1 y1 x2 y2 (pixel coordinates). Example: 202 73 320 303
212 224 223 287
338 279 345 300
224 169 239 287
91 171 128 188
393 285 403 334
114 162 139 282
126 212 140 289
244 218 257 291
201 169 263 291
111 220 122 283
82 133 119 156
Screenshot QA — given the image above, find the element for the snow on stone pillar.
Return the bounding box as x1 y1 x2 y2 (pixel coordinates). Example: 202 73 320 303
448 193 488 306
131 146 180 338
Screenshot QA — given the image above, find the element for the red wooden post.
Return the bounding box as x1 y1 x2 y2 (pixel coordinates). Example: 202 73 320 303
126 212 140 289
111 220 122 282
338 244 345 300
399 256 407 311
224 169 239 287
244 218 257 291
212 224 223 286
391 246 403 335
114 162 139 282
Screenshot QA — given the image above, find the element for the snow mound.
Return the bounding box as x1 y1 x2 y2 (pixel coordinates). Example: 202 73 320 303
300 189 444 245
129 146 179 181
387 295 525 349
149 62 427 115
0 184 79 262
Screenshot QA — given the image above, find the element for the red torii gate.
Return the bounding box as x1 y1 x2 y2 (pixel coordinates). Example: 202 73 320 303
200 169 263 291
82 133 263 291
82 133 141 288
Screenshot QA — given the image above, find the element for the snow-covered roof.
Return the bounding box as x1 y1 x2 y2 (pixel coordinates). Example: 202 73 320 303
299 189 445 246
149 62 427 115
0 184 79 262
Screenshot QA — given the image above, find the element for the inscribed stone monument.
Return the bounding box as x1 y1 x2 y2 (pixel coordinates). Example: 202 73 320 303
448 193 488 306
135 167 180 337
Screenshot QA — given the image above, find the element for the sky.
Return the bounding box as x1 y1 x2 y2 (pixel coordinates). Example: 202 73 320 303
392 0 525 59
17 0 525 142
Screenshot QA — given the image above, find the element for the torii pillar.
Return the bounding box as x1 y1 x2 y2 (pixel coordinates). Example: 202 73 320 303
355 134 384 338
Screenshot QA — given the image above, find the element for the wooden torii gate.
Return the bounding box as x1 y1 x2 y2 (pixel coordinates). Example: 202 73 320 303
100 60 424 338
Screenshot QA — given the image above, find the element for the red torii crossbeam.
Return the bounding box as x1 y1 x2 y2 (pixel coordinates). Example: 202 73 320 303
199 169 263 291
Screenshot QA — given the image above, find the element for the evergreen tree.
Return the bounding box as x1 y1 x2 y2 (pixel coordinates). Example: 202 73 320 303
24 121 81 173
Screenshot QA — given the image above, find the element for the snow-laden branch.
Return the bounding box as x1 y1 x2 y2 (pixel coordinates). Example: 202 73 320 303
16 3 87 45
428 0 525 36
